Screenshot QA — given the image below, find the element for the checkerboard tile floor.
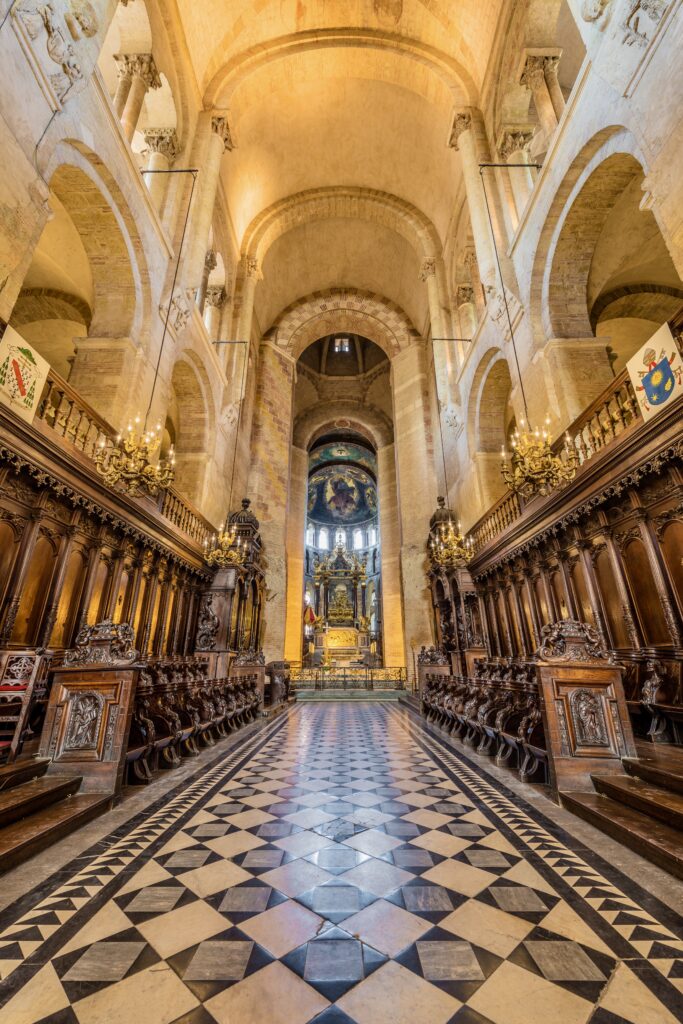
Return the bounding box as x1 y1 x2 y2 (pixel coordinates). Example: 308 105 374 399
0 704 681 1024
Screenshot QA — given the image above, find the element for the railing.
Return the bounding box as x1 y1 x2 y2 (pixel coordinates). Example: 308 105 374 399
35 368 214 546
470 369 641 554
291 667 407 690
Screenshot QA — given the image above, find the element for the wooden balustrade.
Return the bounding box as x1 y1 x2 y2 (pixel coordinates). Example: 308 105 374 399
470 369 642 554
35 368 214 545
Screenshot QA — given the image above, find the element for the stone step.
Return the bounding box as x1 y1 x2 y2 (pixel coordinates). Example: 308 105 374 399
591 773 683 831
623 755 683 796
0 775 82 828
0 757 49 791
0 794 110 875
561 790 683 880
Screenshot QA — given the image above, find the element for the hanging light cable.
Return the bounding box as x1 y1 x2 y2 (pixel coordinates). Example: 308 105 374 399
478 164 577 501
94 168 198 496
205 338 251 567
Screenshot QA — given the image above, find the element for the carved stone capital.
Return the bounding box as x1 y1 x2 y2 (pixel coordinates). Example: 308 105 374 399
211 113 235 152
463 248 478 270
447 110 472 150
455 284 474 306
116 53 161 89
143 127 180 161
519 55 548 91
419 257 436 282
242 255 261 280
204 249 218 274
205 285 225 309
498 126 535 161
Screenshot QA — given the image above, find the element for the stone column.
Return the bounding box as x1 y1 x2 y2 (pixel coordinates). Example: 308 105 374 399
420 256 455 406
284 444 308 664
143 128 180 211
185 112 233 292
448 109 498 288
454 284 476 356
543 55 566 122
519 52 560 138
498 127 536 222
248 343 295 661
197 249 217 314
391 344 438 679
236 257 261 345
119 54 161 142
204 286 225 342
464 247 486 319
113 54 133 118
377 444 406 669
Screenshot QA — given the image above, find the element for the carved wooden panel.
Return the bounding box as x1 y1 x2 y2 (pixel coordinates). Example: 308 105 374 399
39 668 138 795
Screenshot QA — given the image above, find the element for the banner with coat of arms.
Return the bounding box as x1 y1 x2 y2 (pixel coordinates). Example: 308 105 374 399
626 322 683 422
0 326 50 424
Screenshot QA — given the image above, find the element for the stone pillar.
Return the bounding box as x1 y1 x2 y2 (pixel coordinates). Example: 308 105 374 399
377 444 406 669
498 127 536 222
464 247 486 319
391 345 438 679
197 249 217 314
284 445 308 664
248 343 295 662
519 52 560 139
448 109 497 288
143 128 180 211
236 257 261 345
454 284 476 356
119 54 161 142
543 55 566 122
204 286 225 342
185 112 233 292
113 54 133 117
420 256 455 406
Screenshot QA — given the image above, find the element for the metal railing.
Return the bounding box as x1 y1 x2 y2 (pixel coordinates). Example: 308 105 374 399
291 667 407 690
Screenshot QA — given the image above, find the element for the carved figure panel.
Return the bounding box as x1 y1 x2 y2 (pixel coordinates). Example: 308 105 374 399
568 688 610 747
63 689 103 750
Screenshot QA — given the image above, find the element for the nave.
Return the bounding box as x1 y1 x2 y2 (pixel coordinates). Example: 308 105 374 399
0 704 680 1024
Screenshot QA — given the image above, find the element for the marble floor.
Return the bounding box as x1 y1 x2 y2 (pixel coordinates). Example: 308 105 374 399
0 704 681 1024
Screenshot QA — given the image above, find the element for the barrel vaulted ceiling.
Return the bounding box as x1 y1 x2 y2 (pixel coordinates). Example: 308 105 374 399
174 0 506 336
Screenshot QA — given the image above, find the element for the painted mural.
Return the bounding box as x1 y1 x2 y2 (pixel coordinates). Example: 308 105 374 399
308 464 378 524
308 441 376 475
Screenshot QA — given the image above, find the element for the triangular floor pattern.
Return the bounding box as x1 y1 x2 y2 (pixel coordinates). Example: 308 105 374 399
0 704 681 1024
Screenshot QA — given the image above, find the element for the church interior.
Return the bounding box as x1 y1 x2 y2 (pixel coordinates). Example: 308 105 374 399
0 1 682 1021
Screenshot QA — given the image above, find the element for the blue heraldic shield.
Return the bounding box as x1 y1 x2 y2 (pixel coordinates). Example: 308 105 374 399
642 357 675 406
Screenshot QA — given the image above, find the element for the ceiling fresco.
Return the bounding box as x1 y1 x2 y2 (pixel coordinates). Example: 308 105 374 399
308 440 376 475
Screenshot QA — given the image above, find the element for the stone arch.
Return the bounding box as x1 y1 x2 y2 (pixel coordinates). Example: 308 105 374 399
268 289 420 360
467 347 514 456
169 354 215 506
43 141 150 340
242 187 442 266
293 403 393 451
528 127 652 344
203 28 476 108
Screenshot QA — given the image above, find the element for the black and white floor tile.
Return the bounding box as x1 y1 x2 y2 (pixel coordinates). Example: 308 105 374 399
0 703 681 1024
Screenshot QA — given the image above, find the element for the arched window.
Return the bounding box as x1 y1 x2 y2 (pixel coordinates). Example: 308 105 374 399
335 529 346 547
306 525 315 546
368 527 377 546
353 529 363 550
318 527 329 550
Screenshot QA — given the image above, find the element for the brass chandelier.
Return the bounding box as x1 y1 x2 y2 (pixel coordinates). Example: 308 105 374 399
501 418 578 501
95 418 175 497
205 519 248 567
429 514 472 569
